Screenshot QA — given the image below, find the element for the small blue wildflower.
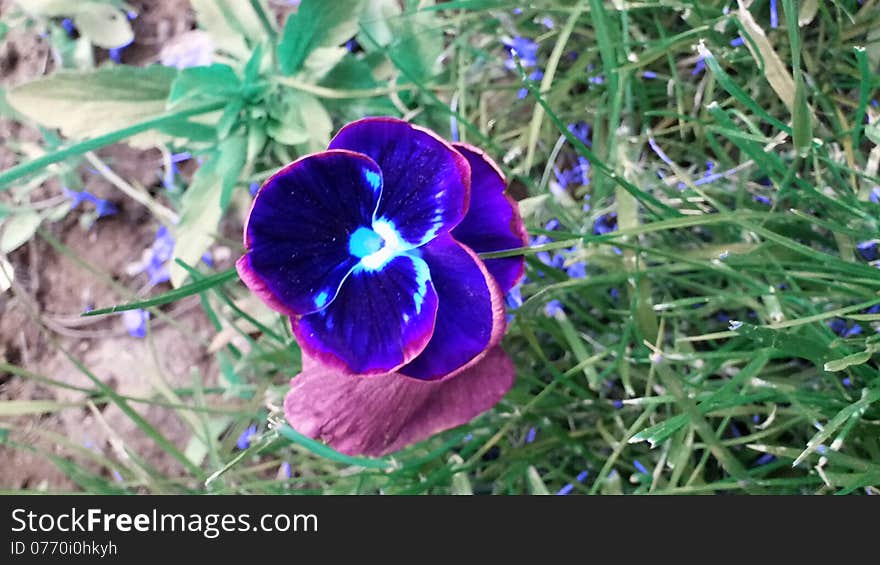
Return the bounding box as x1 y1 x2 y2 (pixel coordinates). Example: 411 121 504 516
567 122 592 146
753 414 761 423
525 427 537 444
609 287 620 300
236 424 257 450
871 187 880 203
566 261 586 279
463 433 474 442
827 318 848 336
633 459 649 474
844 323 863 338
754 453 775 466
94 199 118 218
518 69 544 99
122 309 149 338
503 36 539 69
513 7 522 15
505 285 523 310
642 70 657 79
753 194 772 206
770 0 779 28
816 445 828 455
842 377 852 388
612 399 623 409
872 99 879 108
541 17 554 29
556 483 575 495
730 422 742 438
729 320 744 330
730 36 745 47
64 188 117 219
201 251 214 268
691 57 706 76
544 300 564 317
857 241 878 261
280 461 291 479
588 75 604 85
576 470 589 482
593 212 617 235
112 469 124 482
61 18 76 36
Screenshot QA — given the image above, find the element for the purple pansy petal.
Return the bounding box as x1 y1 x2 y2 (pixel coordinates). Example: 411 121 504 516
399 235 505 381
239 150 382 316
450 143 528 293
284 347 515 457
328 117 470 248
292 253 439 376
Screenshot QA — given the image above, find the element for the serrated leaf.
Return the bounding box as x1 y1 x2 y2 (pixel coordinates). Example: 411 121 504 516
170 160 224 288
217 98 244 140
277 0 365 77
266 90 332 148
217 134 247 210
824 349 873 372
385 1 444 82
1 211 41 253
190 0 250 60
244 43 265 84
169 64 240 104
73 4 133 49
6 66 176 145
357 0 401 51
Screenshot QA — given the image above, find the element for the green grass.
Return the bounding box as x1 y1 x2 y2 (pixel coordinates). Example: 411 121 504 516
2 0 880 494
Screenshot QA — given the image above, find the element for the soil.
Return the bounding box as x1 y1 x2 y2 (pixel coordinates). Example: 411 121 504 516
0 0 228 490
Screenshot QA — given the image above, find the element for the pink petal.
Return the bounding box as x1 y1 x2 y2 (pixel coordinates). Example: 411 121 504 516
284 347 515 457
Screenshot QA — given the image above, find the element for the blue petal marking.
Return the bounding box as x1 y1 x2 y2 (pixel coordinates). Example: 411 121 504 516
314 290 329 308
349 226 384 258
364 168 381 193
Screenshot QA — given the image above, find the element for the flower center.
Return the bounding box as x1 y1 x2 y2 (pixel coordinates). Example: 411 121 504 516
349 226 384 258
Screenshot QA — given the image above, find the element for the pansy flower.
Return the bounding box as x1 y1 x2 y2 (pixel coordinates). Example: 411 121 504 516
237 117 528 456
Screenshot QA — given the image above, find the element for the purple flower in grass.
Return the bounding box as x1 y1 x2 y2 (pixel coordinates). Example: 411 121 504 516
503 36 539 69
857 241 878 262
122 309 149 338
61 18 76 36
236 424 257 450
238 118 528 457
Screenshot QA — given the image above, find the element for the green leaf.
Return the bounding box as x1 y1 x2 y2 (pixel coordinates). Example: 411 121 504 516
277 0 364 77
72 3 133 49
169 64 240 104
266 90 332 148
824 349 874 373
217 98 244 140
243 43 264 84
383 1 444 82
6 66 177 146
83 268 238 316
190 0 250 60
1 211 42 253
357 0 401 51
170 158 225 288
217 134 247 210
